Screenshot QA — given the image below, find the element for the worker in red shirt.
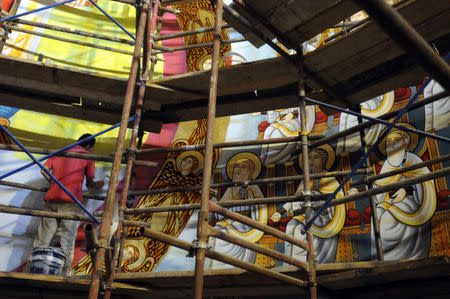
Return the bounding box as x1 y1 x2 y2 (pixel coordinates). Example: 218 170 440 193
32 134 104 274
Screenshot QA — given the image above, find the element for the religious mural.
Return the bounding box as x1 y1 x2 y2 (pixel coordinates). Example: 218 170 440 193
0 0 448 275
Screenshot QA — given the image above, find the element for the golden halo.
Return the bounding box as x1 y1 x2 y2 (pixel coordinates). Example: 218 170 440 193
226 152 262 181
298 144 335 171
0 117 10 127
176 151 204 175
171 139 189 147
378 123 419 156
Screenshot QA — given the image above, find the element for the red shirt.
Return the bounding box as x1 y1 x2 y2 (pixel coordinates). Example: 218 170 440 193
44 146 95 203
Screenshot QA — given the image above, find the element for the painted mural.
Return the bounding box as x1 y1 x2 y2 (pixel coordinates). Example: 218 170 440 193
0 0 448 275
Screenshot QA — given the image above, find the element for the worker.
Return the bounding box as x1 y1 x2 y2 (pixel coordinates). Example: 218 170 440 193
31 133 104 275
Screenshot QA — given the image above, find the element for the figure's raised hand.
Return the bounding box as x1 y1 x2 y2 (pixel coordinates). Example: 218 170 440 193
270 212 282 223
392 188 407 203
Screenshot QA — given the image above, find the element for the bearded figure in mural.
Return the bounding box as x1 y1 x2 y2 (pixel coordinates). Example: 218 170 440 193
260 106 315 165
371 124 436 260
337 91 395 154
121 150 204 272
206 152 268 269
271 145 349 263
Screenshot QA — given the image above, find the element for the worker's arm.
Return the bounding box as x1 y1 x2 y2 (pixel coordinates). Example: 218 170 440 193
86 178 104 189
41 165 51 182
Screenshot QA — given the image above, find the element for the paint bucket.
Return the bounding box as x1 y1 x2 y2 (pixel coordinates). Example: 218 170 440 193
28 246 67 275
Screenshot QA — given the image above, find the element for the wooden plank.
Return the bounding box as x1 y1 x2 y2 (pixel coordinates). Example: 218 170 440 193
306 0 449 86
0 272 151 295
149 56 298 103
345 64 425 103
318 256 450 290
227 0 360 48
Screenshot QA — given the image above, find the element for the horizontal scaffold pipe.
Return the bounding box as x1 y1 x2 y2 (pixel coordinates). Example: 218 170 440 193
0 204 95 222
110 0 136 5
4 24 135 56
305 97 450 144
310 91 448 149
350 154 450 187
153 37 246 52
0 143 157 167
309 167 450 211
156 24 231 41
0 180 105 201
142 227 308 287
137 134 325 155
9 18 135 45
127 168 369 197
161 0 203 5
209 201 309 250
120 192 328 216
208 226 308 270
324 0 409 44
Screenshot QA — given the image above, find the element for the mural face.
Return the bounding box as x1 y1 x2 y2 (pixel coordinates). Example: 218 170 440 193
373 124 436 261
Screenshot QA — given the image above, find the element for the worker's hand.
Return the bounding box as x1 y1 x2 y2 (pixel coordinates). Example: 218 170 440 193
270 212 282 223
93 180 104 189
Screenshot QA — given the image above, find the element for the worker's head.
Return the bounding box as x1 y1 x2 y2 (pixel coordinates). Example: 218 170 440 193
78 134 96 150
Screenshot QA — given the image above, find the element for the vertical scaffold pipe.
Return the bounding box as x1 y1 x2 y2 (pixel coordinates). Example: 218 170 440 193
355 107 384 261
193 1 223 298
353 0 450 92
87 2 150 299
297 56 317 299
103 2 159 298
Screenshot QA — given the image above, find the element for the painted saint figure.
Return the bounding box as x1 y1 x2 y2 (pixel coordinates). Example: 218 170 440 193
207 152 268 269
271 145 349 263
260 106 315 165
120 150 204 273
371 124 436 260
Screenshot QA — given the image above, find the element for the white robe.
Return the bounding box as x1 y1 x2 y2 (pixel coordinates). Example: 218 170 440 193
371 152 436 260
337 91 394 154
424 80 450 132
283 177 346 263
206 185 268 269
261 106 315 165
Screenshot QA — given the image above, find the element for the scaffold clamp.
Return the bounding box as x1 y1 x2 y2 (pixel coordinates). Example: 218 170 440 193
136 76 148 86
301 191 313 197
187 240 210 257
97 241 113 251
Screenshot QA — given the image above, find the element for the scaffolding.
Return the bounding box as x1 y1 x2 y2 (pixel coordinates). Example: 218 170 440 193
0 0 449 298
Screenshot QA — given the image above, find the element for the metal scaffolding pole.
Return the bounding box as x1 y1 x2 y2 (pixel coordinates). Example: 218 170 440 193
353 0 450 92
103 2 159 297
8 18 135 45
355 106 383 261
87 2 150 298
228 0 351 107
142 227 308 287
193 1 223 297
0 0 21 53
309 92 448 150
154 37 245 52
303 75 436 233
0 124 100 223
304 97 450 144
310 167 450 210
127 168 370 197
0 116 138 182
0 179 105 201
0 143 157 167
136 134 324 155
297 56 317 299
156 24 230 41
